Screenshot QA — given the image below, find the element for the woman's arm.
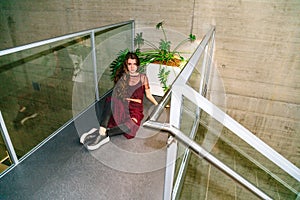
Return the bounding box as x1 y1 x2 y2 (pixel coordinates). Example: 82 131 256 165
125 98 142 104
145 89 158 105
140 74 158 105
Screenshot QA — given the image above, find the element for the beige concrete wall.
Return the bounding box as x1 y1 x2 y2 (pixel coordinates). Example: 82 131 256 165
0 0 299 167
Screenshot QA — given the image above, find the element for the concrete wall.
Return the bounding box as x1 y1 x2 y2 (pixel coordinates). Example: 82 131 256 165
0 0 299 167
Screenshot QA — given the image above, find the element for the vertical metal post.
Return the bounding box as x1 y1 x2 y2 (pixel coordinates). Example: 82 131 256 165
164 139 178 200
171 34 212 200
0 111 18 165
164 89 183 200
90 30 100 101
166 27 216 199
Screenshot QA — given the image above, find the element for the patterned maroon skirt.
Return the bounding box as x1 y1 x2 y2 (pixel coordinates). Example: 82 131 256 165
107 97 144 139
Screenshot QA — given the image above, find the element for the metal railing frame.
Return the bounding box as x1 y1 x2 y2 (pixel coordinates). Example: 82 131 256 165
0 20 135 178
144 26 300 199
0 20 134 56
143 120 272 200
171 28 216 200
0 20 298 198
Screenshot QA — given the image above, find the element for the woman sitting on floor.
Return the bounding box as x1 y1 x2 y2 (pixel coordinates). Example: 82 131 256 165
80 52 158 150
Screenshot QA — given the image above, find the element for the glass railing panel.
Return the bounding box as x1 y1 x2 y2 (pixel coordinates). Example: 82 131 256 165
205 66 228 113
179 97 199 137
0 21 135 172
172 138 188 193
177 142 259 200
185 50 228 114
67 35 96 115
0 35 95 158
177 96 299 199
171 95 200 199
95 23 133 96
185 55 204 93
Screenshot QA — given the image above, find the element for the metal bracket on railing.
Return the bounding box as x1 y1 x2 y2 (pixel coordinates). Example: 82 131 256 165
166 135 176 147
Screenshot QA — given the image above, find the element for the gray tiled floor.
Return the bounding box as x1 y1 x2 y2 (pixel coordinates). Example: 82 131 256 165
0 98 168 200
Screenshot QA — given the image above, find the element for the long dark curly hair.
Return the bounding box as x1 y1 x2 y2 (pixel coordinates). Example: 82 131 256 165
113 52 140 100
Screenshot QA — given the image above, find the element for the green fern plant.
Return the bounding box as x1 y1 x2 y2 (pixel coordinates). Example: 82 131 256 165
109 49 130 81
110 21 196 89
135 21 196 66
158 66 171 92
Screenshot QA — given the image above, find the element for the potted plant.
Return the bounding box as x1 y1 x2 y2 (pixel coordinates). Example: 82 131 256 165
110 21 196 96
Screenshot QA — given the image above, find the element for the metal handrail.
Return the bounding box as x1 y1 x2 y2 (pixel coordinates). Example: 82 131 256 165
0 20 134 56
144 87 272 199
143 25 299 199
0 20 135 178
177 84 300 183
143 120 272 200
171 25 300 184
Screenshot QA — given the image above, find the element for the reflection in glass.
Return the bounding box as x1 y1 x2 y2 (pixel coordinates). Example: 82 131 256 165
0 22 134 161
176 97 299 199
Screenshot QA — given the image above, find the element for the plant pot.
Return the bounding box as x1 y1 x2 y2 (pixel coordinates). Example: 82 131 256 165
146 63 181 96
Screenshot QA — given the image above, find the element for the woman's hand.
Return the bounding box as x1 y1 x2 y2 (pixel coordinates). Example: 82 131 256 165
145 89 158 105
126 98 142 104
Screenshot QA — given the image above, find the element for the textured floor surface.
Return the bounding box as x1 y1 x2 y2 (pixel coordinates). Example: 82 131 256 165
0 98 168 200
